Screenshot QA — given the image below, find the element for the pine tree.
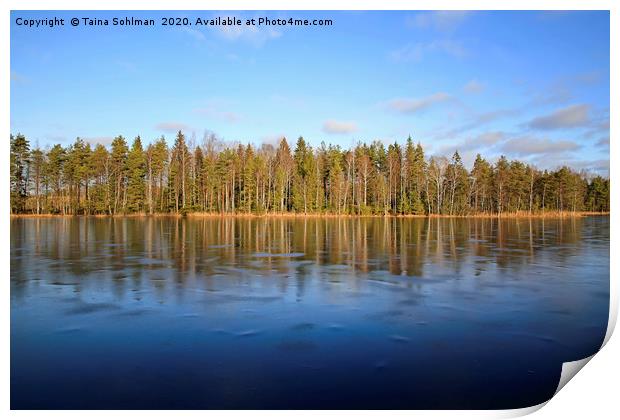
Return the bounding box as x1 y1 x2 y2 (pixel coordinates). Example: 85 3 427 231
355 143 371 213
29 147 46 214
65 138 91 214
193 146 205 211
126 136 146 213
169 131 189 213
495 155 509 215
90 144 110 214
8 132 610 216
293 137 311 213
46 144 66 214
10 133 30 213
447 151 468 215
149 137 168 213
110 136 129 214
412 142 426 214
275 138 293 212
471 154 492 213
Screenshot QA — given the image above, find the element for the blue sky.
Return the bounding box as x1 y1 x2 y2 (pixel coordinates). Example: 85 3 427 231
10 10 610 173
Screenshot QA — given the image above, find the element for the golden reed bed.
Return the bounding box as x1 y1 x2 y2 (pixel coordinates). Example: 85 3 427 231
9 211 610 219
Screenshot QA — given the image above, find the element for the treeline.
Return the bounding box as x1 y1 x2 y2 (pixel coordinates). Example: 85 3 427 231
10 131 610 216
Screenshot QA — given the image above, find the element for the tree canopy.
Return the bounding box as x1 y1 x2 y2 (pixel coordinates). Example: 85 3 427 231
9 132 610 216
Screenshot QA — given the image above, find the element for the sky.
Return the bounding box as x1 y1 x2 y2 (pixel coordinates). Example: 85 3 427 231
10 10 610 174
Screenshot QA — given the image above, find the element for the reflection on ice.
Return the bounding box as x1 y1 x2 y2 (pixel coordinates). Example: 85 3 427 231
10 216 609 409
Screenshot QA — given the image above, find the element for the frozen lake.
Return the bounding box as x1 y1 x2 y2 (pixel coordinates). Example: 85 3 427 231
10 216 609 409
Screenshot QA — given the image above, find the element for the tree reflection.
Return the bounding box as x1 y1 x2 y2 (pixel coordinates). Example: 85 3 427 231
11 216 599 300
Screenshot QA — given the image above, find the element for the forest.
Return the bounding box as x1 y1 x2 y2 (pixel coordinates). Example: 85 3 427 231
10 131 610 216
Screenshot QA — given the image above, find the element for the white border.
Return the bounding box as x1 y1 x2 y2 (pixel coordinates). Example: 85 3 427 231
2 1 616 419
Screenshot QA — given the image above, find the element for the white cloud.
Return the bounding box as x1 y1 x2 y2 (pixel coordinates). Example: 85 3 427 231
390 40 467 62
463 131 506 150
436 131 506 156
155 122 192 133
84 136 115 147
583 118 610 139
573 70 603 85
560 158 609 175
194 104 240 123
322 120 358 134
215 18 281 46
463 79 484 94
527 104 591 130
432 107 521 141
45 134 68 143
407 11 471 32
501 136 580 156
385 93 452 114
179 26 206 42
260 134 287 146
179 19 281 47
596 136 610 147
529 86 572 106
530 155 609 175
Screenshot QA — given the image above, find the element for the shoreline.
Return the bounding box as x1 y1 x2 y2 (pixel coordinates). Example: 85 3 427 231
9 211 610 219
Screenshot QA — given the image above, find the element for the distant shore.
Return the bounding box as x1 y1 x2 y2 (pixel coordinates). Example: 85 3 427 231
9 211 610 219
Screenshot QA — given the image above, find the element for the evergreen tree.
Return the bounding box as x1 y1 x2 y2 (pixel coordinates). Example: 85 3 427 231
46 144 66 214
242 144 256 213
193 146 205 211
126 136 146 212
274 138 293 213
412 142 427 214
90 144 110 214
169 131 189 212
293 137 314 213
8 132 611 216
149 137 168 213
10 133 30 213
586 176 610 212
447 151 468 215
65 138 91 214
109 136 129 214
29 147 46 214
471 154 492 213
495 155 509 215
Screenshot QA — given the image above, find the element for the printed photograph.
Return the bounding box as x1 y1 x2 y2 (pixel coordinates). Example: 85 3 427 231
10 9 610 410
